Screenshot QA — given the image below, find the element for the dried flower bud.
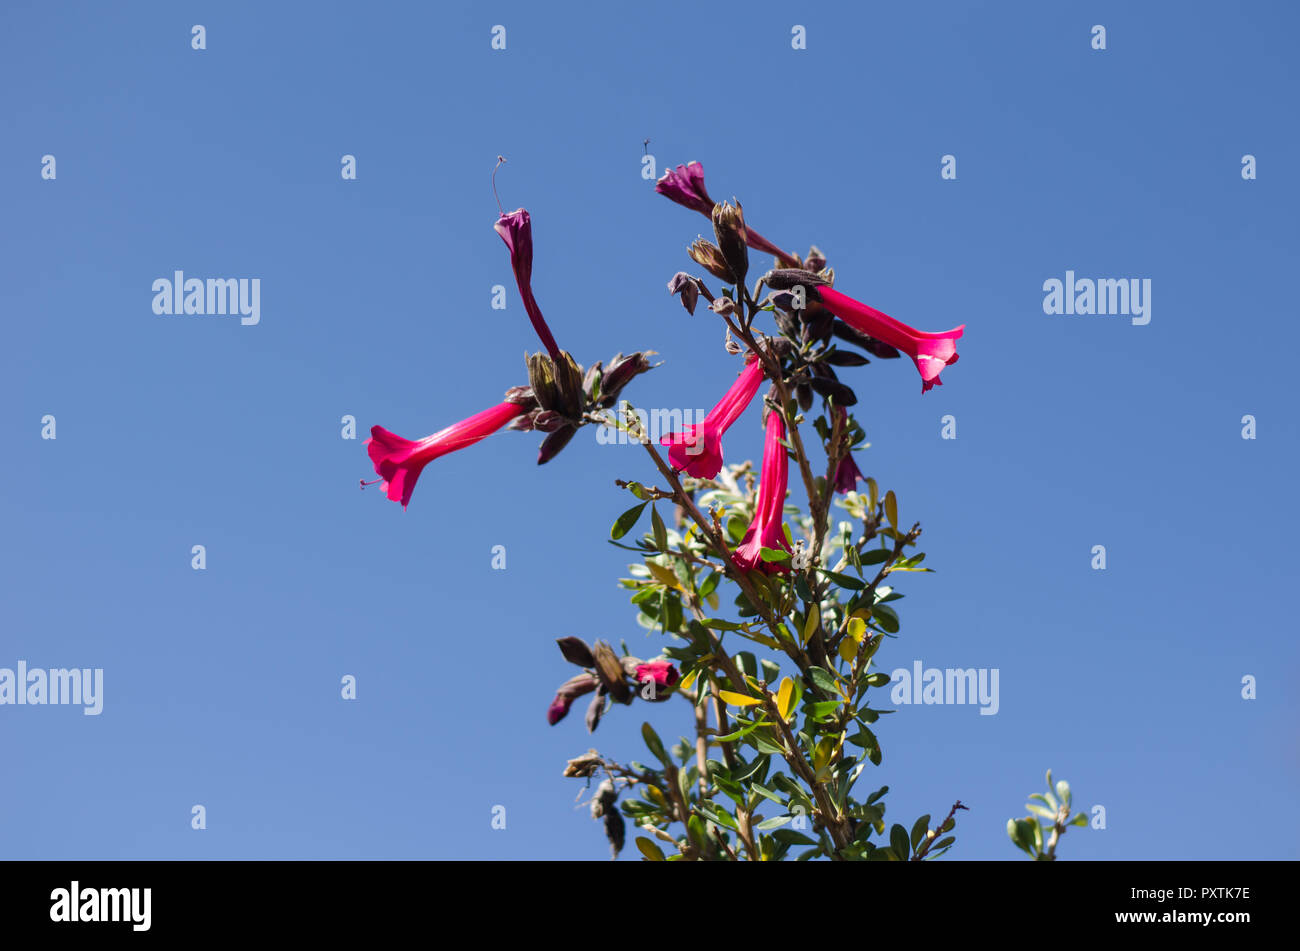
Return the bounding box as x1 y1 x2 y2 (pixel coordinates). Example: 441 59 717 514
563 749 602 778
591 641 631 704
709 296 738 319
711 201 749 286
804 245 827 272
688 238 736 284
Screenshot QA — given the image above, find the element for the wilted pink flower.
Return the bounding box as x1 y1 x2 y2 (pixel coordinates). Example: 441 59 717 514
732 409 793 573
494 208 562 360
656 161 800 267
831 407 865 494
814 286 963 393
660 357 766 479
548 672 599 725
634 659 679 694
655 161 715 215
364 401 528 509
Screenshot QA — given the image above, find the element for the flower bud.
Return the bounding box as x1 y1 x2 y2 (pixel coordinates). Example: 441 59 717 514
711 201 749 286
556 636 596 668
688 238 736 284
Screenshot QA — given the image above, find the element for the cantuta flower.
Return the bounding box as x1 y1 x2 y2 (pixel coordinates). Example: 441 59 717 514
814 286 963 393
732 409 793 573
364 401 528 509
656 161 800 268
634 660 680 699
660 357 766 479
494 208 562 360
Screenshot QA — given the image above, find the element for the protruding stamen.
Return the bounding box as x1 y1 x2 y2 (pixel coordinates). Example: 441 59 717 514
492 155 507 214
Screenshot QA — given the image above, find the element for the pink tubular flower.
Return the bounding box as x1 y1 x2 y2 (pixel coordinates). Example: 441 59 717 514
548 672 599 726
656 161 801 268
494 208 562 360
660 357 766 479
364 401 528 509
732 410 793 573
814 286 964 393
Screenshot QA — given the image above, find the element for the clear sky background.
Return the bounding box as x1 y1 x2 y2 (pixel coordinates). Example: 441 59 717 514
2 1 1296 860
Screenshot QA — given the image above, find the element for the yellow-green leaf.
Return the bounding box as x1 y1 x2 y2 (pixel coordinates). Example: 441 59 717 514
678 669 698 692
718 690 761 707
866 477 879 512
802 605 820 646
838 638 859 664
635 837 666 861
646 561 680 589
884 490 898 530
847 617 867 642
777 677 795 719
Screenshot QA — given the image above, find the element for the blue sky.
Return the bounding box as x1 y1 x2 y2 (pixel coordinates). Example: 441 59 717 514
2 0 1296 860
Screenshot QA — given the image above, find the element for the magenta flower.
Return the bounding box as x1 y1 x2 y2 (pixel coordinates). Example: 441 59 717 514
814 286 964 393
733 409 793 573
494 208 562 360
634 660 680 697
547 672 599 726
660 357 766 479
364 401 528 509
656 161 800 267
831 407 865 494
655 161 715 215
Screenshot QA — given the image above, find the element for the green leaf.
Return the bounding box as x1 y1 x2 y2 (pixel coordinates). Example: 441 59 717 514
611 502 648 540
750 783 785 807
651 504 668 551
752 728 785 756
773 829 817 847
755 815 792 831
808 666 839 695
864 672 891 687
1070 812 1088 827
866 785 889 805
910 814 931 851
641 722 669 766
635 836 666 861
820 569 865 590
807 700 842 720
889 823 910 860
699 570 721 601
871 603 900 634
624 481 649 501
713 719 763 743
687 815 708 850
760 547 791 563
698 802 739 831
703 617 744 631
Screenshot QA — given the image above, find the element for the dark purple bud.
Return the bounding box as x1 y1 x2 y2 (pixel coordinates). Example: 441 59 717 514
711 201 748 287
556 636 596 668
584 689 607 732
536 425 577 465
667 272 711 315
763 268 829 291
